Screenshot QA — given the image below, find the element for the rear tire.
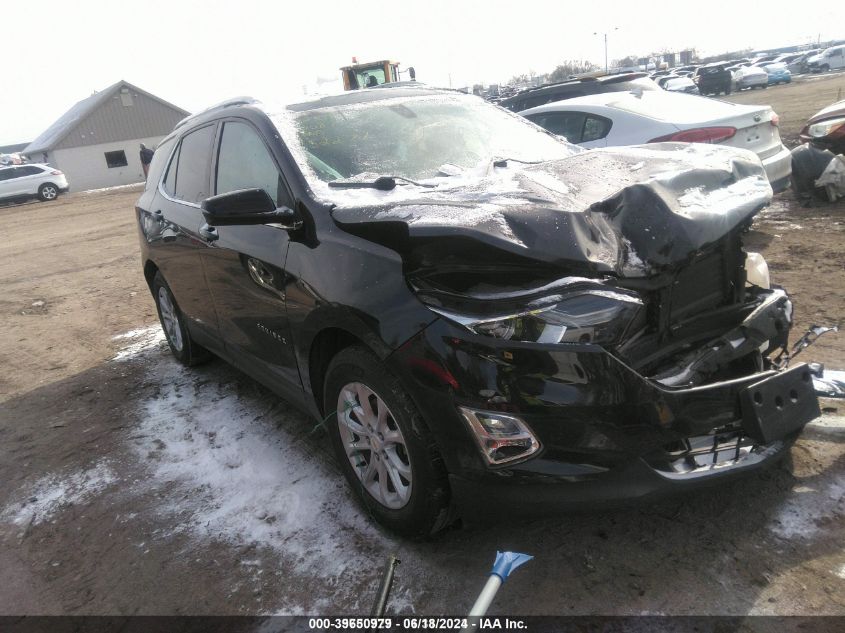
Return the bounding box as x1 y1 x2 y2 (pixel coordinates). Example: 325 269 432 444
324 345 453 538
151 272 211 366
38 183 59 201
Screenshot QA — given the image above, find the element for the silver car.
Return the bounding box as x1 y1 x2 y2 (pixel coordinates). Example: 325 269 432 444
733 66 769 90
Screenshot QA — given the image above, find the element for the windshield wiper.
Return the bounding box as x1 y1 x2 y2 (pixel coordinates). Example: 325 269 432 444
328 175 435 190
492 157 544 168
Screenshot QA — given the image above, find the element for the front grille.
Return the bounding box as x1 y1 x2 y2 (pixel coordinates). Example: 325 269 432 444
646 426 777 477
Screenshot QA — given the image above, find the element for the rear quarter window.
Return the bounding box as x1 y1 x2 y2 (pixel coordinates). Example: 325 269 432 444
583 115 612 142
16 166 43 176
146 137 176 192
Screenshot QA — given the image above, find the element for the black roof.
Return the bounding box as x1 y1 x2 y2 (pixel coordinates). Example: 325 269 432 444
506 72 649 98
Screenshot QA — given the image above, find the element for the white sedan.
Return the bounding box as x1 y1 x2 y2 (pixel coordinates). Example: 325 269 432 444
520 90 792 192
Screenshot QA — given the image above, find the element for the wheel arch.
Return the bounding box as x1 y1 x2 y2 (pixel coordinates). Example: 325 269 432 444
308 326 382 416
143 260 160 291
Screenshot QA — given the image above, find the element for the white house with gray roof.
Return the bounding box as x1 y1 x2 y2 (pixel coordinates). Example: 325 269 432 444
24 80 188 191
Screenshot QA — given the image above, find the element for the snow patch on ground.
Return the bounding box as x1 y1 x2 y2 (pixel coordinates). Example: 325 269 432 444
111 325 165 360
81 182 144 194
118 327 419 613
1 462 117 527
768 477 845 540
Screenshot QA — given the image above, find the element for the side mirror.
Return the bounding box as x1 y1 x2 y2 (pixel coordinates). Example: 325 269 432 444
201 188 300 228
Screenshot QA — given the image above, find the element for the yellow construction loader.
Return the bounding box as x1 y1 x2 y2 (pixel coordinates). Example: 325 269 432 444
339 58 415 90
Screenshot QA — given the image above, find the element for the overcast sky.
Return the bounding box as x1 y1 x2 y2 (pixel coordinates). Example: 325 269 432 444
2 0 842 145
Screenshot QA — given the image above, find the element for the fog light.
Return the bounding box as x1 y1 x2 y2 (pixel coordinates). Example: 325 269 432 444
459 407 541 466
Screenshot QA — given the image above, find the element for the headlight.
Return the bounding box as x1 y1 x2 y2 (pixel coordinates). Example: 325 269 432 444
808 117 845 138
431 289 642 345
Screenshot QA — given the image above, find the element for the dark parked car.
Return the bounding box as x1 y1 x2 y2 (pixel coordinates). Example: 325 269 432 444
499 73 659 112
693 63 733 95
799 99 845 154
137 87 820 537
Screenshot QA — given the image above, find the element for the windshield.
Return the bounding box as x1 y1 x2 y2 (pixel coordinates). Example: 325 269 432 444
287 94 576 184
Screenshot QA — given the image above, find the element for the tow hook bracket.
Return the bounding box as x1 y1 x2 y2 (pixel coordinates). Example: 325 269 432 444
739 363 821 444
774 325 838 370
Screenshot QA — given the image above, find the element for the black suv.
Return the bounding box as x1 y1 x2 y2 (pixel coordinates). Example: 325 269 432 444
136 87 819 537
693 63 733 95
500 73 659 112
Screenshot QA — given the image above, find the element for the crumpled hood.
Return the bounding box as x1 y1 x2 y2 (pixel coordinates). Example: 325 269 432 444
330 143 772 277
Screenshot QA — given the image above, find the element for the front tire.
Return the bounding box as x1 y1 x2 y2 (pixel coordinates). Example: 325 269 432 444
324 346 453 537
151 272 211 366
38 183 59 201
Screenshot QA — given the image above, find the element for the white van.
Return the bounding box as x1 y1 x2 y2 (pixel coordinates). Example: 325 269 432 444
808 45 845 72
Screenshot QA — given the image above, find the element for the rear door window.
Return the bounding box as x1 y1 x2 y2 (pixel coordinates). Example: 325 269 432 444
164 124 216 204
526 112 587 143
215 120 290 207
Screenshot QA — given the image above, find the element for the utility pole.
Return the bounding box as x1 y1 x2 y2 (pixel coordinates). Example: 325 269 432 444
594 27 619 73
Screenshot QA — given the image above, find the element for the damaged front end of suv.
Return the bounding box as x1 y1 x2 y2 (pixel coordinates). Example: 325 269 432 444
277 89 827 530
326 142 821 518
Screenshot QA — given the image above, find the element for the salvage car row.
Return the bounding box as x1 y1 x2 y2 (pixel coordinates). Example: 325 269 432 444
136 84 829 537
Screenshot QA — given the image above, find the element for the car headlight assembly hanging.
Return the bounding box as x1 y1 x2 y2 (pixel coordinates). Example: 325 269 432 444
431 289 643 346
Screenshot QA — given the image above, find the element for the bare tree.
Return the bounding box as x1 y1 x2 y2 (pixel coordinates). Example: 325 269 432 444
548 60 599 82
614 56 639 68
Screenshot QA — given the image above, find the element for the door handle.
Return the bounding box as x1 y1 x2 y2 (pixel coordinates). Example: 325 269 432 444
199 224 219 242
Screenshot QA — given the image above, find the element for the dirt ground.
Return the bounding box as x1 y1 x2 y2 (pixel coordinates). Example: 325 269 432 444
0 77 843 617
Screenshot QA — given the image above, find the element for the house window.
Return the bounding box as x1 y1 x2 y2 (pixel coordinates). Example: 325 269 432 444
104 150 128 168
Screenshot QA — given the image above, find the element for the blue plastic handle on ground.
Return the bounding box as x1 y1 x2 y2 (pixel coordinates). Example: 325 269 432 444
490 551 533 582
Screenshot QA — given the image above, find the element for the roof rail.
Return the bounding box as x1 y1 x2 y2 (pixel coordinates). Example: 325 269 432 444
174 96 260 129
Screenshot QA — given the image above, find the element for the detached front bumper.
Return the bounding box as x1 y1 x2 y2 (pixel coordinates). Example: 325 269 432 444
390 290 819 515
448 434 796 519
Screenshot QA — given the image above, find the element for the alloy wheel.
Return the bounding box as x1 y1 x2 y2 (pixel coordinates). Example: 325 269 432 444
337 382 412 509
42 186 57 200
